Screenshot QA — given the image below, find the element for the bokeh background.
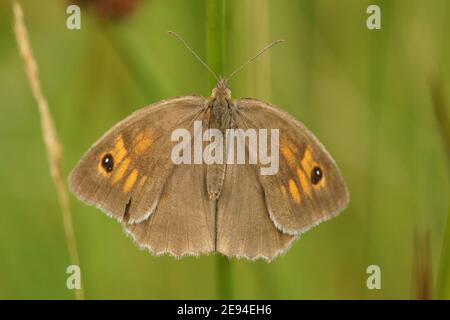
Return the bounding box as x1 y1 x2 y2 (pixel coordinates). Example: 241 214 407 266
0 0 449 299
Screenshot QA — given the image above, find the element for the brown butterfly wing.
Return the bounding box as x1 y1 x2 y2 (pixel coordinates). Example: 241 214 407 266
69 96 206 224
124 163 216 257
234 98 349 236
216 162 296 261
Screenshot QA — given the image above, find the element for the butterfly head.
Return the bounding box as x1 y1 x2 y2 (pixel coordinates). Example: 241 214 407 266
212 78 231 100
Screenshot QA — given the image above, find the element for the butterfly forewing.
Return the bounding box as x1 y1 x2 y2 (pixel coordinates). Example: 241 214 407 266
69 96 206 224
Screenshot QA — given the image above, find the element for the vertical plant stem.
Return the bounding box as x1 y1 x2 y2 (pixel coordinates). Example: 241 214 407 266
245 0 272 100
206 0 225 83
206 0 232 300
299 0 316 121
430 78 450 170
365 1 390 291
430 77 450 299
244 0 277 298
12 1 84 300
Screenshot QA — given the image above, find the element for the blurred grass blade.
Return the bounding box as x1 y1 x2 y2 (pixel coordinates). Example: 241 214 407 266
411 228 433 300
206 0 232 300
429 76 450 299
206 0 225 84
430 77 450 171
244 0 279 298
12 0 84 300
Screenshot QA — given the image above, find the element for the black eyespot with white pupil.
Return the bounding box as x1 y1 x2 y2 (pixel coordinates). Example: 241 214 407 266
101 153 114 173
311 166 323 185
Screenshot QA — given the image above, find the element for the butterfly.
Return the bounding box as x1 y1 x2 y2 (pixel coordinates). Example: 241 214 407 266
69 32 349 262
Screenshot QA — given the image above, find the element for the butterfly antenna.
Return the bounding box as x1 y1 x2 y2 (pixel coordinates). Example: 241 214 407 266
168 31 219 82
226 39 284 82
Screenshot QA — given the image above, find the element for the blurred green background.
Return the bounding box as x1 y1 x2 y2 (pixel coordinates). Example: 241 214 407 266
0 0 449 299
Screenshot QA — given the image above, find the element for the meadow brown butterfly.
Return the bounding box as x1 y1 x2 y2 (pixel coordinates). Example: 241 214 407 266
69 32 349 261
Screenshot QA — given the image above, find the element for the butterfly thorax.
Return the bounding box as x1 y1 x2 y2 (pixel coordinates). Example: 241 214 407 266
209 79 234 131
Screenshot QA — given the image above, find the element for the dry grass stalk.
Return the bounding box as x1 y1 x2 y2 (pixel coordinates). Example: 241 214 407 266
12 1 84 300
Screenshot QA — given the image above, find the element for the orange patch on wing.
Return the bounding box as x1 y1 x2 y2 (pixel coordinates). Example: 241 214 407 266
280 184 287 198
280 140 297 169
133 132 152 156
281 146 296 168
138 175 148 187
123 169 138 193
297 168 312 197
112 158 130 183
113 135 127 164
288 179 301 204
300 148 314 173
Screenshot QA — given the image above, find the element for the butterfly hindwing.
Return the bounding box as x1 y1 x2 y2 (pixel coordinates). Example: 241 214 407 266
216 161 296 261
124 163 216 257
